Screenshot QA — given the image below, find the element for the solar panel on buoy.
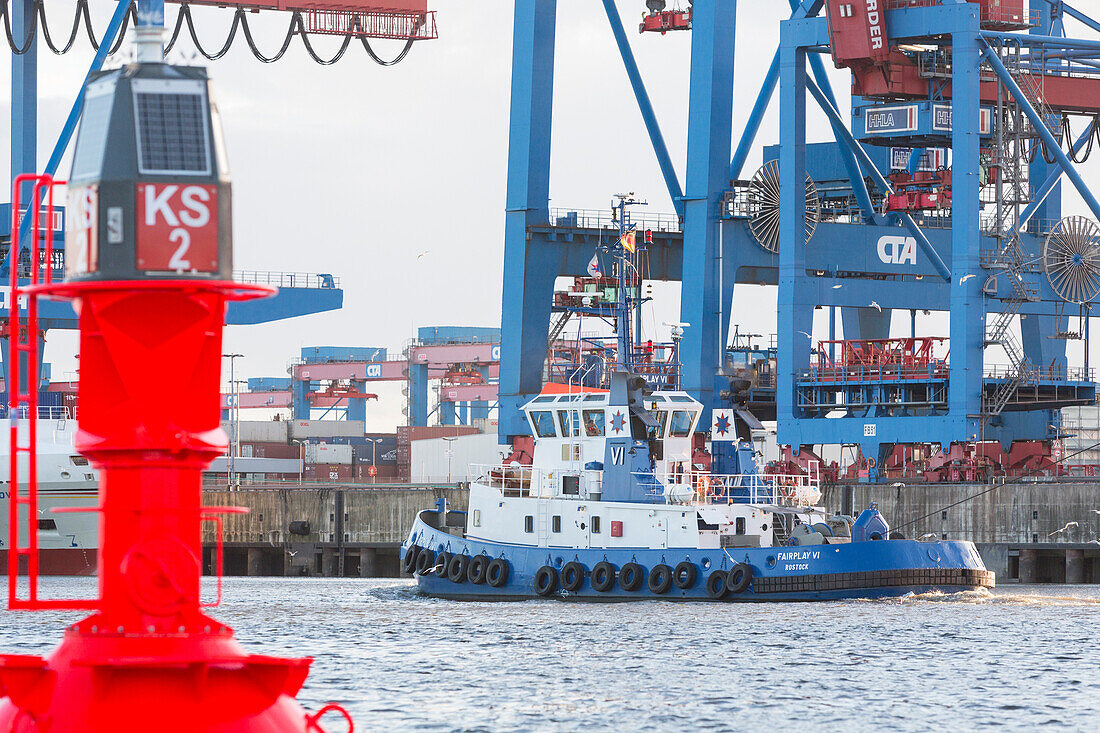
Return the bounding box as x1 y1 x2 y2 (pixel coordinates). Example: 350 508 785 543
133 79 211 175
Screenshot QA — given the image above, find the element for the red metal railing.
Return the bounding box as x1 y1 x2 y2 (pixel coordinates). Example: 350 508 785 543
7 175 95 610
172 1 437 41
305 8 436 39
806 337 950 383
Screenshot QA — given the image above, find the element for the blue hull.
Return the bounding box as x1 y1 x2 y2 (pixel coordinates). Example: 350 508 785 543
401 511 995 602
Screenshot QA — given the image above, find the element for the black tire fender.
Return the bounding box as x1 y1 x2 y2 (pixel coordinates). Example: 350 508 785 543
724 563 753 594
402 545 420 574
561 561 586 591
447 553 469 583
414 548 435 575
648 564 673 594
706 571 729 599
487 558 509 587
534 565 558 596
467 554 489 584
591 561 616 592
619 562 644 591
673 561 697 590
433 552 451 578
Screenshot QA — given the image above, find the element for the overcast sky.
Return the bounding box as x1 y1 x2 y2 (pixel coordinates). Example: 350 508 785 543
6 2 1100 429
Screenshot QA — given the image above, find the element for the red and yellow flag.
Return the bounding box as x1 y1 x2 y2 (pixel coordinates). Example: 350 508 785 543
620 230 636 253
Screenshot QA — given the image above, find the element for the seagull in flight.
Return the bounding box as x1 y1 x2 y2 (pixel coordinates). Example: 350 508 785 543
1091 509 1100 515
416 250 430 260
891 482 905 488
287 549 298 557
797 330 812 339
869 301 882 312
959 273 977 284
832 283 843 290
918 533 938 541
1048 521 1079 537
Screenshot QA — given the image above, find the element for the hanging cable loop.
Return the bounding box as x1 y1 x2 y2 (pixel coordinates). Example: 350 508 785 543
0 0 422 66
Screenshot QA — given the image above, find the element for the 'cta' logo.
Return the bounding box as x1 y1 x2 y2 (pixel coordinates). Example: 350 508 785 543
877 235 917 265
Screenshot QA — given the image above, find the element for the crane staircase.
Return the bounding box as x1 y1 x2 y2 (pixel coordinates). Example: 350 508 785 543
982 43 1053 418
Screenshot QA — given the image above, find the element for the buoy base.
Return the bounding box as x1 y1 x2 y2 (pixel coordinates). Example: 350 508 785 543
0 630 328 732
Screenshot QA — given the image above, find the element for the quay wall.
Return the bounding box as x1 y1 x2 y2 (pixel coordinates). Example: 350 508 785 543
201 484 468 578
200 480 1100 583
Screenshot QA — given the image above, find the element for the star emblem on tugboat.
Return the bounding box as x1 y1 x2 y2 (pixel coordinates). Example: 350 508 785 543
714 413 731 437
611 411 625 433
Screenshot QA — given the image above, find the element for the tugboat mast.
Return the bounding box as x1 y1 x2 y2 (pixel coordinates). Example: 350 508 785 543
609 192 646 372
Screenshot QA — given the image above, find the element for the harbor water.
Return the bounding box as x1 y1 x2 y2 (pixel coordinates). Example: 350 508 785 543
2 578 1097 731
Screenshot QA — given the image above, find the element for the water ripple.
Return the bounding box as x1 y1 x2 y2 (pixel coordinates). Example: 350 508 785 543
0 578 1097 730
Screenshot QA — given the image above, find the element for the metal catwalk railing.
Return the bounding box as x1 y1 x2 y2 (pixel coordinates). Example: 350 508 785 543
232 271 340 289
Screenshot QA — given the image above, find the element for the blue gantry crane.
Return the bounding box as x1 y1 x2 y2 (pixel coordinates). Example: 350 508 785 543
498 0 1100 481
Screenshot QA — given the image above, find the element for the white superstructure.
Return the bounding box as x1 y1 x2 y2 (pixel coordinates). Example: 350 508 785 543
465 385 838 552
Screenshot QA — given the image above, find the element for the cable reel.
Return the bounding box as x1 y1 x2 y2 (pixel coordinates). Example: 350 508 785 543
746 159 820 253
1044 216 1100 304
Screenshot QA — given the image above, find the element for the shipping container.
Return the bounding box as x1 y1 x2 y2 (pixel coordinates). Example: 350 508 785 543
289 420 366 439
208 456 301 475
300 346 386 363
416 326 500 345
242 441 300 459
225 420 288 443
354 463 400 481
409 434 506 483
472 418 498 434
351 434 398 466
397 425 479 445
304 442 353 465
247 377 291 391
303 463 354 481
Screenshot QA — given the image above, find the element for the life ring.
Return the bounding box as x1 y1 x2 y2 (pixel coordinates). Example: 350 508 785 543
696 475 711 499
534 565 558 596
867 457 877 469
414 549 435 575
487 558 509 587
561 561 586 591
619 562 644 591
447 554 469 583
706 570 729 599
648 564 673 594
402 545 420 574
467 554 489 584
673 561 697 590
724 562 753 594
433 552 451 578
591 561 616 592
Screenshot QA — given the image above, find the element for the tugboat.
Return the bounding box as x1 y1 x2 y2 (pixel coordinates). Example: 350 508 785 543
401 196 994 601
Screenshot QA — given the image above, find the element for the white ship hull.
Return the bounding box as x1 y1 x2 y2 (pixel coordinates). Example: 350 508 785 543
0 420 99 576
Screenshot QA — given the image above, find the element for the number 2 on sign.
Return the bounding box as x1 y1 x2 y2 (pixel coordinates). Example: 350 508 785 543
168 228 192 271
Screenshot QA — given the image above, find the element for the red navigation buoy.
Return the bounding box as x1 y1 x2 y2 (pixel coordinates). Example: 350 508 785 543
0 62 350 733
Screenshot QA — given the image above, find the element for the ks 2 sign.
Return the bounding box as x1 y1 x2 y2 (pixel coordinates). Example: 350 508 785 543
136 183 219 273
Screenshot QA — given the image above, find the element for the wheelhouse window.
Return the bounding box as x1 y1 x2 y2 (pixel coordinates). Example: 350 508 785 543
650 410 667 439
558 410 580 437
531 411 557 437
582 409 604 436
669 410 694 437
